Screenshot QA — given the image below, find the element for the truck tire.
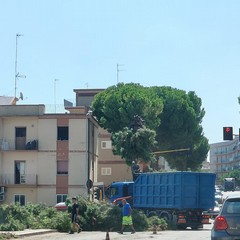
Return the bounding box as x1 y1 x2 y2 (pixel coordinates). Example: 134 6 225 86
159 211 172 222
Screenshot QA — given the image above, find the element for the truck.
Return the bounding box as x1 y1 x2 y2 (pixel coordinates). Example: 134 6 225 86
107 171 216 230
223 177 235 192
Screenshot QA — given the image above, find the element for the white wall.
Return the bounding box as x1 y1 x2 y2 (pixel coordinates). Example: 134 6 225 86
38 119 57 151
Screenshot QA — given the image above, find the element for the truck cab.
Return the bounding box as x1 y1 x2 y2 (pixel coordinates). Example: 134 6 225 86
107 181 134 204
223 178 235 192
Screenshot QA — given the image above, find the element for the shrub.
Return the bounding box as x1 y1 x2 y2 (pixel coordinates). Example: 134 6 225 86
101 205 122 231
132 210 149 231
0 203 68 232
51 211 71 232
0 215 25 231
147 216 168 231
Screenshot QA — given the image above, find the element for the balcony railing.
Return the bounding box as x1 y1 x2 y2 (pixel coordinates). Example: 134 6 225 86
0 174 37 185
0 139 38 151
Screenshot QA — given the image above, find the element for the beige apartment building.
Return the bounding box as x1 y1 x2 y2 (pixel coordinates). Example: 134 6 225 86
0 102 98 206
0 87 138 206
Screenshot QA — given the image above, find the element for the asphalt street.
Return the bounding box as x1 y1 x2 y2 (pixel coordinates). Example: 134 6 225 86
10 222 213 240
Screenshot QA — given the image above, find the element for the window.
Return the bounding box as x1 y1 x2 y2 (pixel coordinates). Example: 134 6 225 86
101 167 112 175
110 187 118 197
223 199 240 214
15 161 26 184
57 127 69 140
15 127 26 150
57 194 68 203
57 160 68 174
16 127 26 137
14 194 26 206
101 141 112 149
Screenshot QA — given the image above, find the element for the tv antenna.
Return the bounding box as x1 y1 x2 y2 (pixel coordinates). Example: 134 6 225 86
117 63 125 83
15 33 26 98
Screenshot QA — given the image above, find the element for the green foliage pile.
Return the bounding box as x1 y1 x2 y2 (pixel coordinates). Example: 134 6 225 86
65 196 150 231
0 196 167 234
147 216 168 230
0 203 71 232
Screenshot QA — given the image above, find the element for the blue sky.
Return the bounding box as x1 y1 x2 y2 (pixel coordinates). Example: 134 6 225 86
1 0 240 144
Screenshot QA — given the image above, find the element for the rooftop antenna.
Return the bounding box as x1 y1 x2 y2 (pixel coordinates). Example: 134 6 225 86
54 79 60 113
117 63 125 84
15 33 26 98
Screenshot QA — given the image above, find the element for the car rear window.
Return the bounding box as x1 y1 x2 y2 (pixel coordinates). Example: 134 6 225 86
222 198 240 214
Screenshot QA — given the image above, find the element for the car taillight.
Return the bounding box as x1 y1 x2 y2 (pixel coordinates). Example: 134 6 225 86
214 216 228 230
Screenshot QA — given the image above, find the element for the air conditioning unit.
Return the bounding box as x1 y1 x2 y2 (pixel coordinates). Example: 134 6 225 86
0 186 5 194
0 194 4 201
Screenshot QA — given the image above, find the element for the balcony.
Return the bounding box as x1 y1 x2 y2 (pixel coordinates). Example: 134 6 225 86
0 138 38 151
0 174 37 185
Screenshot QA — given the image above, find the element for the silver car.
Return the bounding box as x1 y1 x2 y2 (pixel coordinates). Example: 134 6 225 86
211 193 240 240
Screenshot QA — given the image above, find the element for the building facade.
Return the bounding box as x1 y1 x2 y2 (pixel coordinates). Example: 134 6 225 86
0 103 98 206
97 128 132 186
210 137 240 183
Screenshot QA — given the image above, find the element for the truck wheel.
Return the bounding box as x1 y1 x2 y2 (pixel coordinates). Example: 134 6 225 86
160 211 172 221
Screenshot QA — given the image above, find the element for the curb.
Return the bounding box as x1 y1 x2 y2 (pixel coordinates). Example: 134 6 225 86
0 229 57 238
18 230 57 238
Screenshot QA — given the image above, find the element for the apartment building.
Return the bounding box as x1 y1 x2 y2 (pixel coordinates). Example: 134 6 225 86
0 102 98 206
209 137 240 182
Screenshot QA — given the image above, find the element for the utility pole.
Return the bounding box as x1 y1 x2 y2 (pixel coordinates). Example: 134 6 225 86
15 33 26 98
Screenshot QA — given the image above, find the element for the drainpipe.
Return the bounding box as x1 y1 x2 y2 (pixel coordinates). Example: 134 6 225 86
86 110 92 197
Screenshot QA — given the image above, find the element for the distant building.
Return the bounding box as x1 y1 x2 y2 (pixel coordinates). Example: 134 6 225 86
209 137 240 183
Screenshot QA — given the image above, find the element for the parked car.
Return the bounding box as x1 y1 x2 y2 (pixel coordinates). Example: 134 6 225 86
211 193 240 240
54 202 68 211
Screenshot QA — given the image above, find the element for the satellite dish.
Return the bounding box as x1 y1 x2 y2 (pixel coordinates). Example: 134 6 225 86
19 92 24 100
